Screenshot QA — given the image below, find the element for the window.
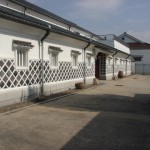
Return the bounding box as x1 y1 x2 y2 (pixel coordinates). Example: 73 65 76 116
51 52 58 67
120 59 122 65
108 57 112 66
49 46 63 68
72 54 78 67
115 58 118 65
13 40 33 69
17 49 28 68
134 56 143 62
87 55 91 67
86 53 93 67
71 50 81 68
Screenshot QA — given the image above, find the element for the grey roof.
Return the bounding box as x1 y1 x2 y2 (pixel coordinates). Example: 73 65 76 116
0 5 90 42
119 32 144 43
9 0 97 36
99 34 129 48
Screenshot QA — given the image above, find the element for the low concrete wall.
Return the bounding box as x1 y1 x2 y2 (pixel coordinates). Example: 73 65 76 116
0 77 94 107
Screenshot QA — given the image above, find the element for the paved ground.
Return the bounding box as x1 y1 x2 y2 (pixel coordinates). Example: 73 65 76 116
0 75 150 150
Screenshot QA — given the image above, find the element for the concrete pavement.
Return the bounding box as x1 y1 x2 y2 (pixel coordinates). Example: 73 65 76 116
0 75 150 150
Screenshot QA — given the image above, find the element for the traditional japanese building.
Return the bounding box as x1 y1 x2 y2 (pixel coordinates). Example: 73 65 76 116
0 0 133 106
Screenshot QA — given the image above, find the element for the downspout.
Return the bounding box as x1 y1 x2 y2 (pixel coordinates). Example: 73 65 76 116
112 51 118 79
40 25 51 96
83 41 91 85
126 55 130 76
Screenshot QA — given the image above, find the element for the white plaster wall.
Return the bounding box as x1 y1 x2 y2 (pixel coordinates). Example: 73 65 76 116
131 50 150 64
43 42 83 62
0 31 39 60
114 40 130 54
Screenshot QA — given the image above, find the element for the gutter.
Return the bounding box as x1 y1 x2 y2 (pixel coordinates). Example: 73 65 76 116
125 55 130 76
112 51 118 79
40 25 51 96
83 41 91 85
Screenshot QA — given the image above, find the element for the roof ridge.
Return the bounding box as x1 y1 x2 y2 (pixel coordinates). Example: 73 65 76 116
119 32 144 43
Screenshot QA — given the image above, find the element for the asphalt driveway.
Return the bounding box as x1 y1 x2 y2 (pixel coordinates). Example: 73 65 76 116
0 75 150 150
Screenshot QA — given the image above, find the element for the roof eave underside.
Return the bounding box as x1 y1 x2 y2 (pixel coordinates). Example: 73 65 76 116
0 6 133 58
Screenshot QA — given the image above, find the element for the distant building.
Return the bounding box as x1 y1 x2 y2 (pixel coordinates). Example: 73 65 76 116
0 0 133 106
98 34 133 80
119 32 150 74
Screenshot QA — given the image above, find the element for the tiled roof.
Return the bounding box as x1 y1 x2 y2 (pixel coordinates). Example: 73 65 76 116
119 32 144 43
9 0 97 36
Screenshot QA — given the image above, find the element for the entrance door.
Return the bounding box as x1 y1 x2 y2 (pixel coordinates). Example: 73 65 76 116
95 53 106 79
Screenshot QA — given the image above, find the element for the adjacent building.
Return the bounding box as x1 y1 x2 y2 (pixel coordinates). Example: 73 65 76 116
119 32 150 75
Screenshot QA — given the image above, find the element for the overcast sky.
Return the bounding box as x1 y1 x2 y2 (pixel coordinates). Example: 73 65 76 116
28 0 150 43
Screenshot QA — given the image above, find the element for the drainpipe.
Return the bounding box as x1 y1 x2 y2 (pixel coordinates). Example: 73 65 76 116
83 41 91 85
126 55 130 76
112 51 118 79
40 25 51 96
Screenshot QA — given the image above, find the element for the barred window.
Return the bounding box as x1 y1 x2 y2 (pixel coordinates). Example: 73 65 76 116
51 52 58 67
49 46 63 69
71 50 81 68
72 54 78 67
87 55 91 67
17 49 28 68
13 40 33 69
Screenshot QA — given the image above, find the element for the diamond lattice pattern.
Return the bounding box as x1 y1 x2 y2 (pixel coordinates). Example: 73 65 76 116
0 59 95 89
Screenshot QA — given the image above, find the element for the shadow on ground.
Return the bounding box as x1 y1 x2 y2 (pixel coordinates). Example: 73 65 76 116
41 93 150 115
61 112 150 150
40 93 150 150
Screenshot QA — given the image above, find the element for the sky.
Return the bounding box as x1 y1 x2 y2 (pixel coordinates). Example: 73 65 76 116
27 0 150 43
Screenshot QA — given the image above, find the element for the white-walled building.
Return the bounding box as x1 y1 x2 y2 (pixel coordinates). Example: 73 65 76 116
119 32 150 74
0 0 133 106
98 34 133 80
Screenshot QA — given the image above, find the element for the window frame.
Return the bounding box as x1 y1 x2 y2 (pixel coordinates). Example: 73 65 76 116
86 53 93 68
13 40 33 70
49 46 63 69
15 48 29 70
134 56 143 62
71 50 81 69
114 58 118 65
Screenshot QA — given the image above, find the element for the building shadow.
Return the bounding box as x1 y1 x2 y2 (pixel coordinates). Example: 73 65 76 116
60 111 150 150
41 93 150 115
40 93 150 150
